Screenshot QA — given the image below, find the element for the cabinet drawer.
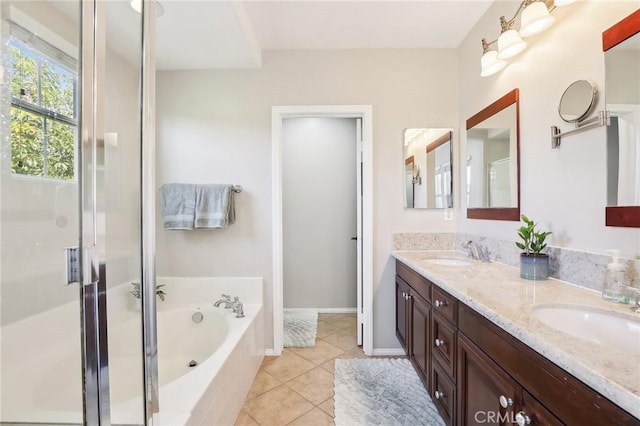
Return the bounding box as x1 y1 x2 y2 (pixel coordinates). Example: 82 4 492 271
432 359 456 425
432 286 457 325
432 313 456 379
396 260 431 302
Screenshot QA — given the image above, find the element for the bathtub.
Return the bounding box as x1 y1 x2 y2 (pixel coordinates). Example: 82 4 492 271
0 277 264 425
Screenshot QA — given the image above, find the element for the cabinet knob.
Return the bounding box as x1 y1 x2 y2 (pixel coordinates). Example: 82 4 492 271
402 292 406 298
515 411 531 426
434 299 448 308
499 395 513 408
435 338 445 347
434 390 444 399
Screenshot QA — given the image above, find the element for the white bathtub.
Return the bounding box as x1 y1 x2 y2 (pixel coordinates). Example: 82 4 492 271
0 277 264 425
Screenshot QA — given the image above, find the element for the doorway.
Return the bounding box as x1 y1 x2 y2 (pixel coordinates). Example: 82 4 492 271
272 105 373 356
282 117 357 314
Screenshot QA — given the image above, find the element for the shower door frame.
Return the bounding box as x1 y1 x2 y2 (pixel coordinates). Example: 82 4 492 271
78 1 158 424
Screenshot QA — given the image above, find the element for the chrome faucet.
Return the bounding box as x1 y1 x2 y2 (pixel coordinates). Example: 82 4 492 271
462 240 484 261
214 294 233 309
232 298 245 318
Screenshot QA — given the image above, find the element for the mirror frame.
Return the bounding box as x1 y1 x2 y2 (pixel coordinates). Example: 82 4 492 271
466 89 521 221
603 9 640 228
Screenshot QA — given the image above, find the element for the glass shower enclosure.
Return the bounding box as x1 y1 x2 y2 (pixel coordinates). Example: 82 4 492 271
0 1 157 424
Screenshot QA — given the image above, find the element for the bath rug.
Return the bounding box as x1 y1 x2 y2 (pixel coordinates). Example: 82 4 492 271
283 308 318 347
334 358 445 426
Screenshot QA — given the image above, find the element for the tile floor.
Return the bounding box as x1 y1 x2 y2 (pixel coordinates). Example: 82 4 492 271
235 313 365 426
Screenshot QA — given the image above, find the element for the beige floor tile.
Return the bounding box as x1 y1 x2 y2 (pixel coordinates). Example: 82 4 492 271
286 367 334 405
246 370 282 400
316 321 342 339
324 314 357 330
289 340 345 365
235 409 259 426
318 398 335 417
319 358 335 374
317 313 337 321
337 346 366 359
244 385 314 426
263 351 316 382
287 407 334 426
322 330 358 351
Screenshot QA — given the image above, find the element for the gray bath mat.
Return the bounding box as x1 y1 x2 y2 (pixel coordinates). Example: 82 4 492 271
334 358 445 426
283 309 318 347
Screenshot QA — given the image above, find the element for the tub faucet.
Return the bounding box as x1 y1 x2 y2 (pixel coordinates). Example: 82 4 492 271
462 240 484 261
231 297 245 318
214 294 233 309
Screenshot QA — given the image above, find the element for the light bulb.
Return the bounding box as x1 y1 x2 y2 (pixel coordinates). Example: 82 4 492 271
520 1 555 37
497 30 527 59
480 50 507 77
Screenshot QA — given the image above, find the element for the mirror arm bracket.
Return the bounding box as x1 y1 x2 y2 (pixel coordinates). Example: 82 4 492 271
551 110 609 149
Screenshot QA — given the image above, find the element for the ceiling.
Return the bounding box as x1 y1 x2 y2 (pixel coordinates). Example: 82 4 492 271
44 0 495 70
156 0 495 70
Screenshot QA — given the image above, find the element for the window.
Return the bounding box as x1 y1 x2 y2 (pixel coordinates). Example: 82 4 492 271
9 32 77 180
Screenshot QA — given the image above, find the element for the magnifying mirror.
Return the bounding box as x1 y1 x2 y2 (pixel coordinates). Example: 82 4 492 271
558 80 598 123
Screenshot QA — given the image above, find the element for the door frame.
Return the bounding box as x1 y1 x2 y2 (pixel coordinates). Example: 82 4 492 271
271 105 373 356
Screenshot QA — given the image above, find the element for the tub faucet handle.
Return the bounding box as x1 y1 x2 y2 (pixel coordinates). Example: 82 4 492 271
234 302 245 319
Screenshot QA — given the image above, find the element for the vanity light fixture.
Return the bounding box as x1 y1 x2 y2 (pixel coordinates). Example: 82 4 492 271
480 0 574 77
480 39 508 77
497 16 528 59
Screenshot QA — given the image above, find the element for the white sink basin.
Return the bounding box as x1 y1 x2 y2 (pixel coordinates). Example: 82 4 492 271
423 257 475 267
533 305 640 354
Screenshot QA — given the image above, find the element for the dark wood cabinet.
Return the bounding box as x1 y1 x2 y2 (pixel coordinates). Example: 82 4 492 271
395 277 410 351
394 259 639 426
410 290 430 383
458 333 519 426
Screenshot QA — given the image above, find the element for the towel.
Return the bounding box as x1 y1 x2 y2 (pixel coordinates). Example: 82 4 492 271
159 183 197 230
195 184 236 229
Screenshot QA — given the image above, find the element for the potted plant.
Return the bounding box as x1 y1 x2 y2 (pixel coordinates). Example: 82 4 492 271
516 214 552 280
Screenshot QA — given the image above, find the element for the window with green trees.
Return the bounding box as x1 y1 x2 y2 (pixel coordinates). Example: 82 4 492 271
10 37 77 180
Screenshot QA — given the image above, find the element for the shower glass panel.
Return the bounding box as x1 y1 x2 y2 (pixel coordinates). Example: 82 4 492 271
103 1 145 424
0 1 84 423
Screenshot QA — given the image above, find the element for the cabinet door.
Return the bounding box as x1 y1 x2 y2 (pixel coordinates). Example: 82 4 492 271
396 277 410 352
458 334 520 426
409 291 430 385
517 391 562 426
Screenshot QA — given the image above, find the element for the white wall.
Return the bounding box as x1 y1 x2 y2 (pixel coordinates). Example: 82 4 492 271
457 1 640 258
156 48 459 350
282 117 357 309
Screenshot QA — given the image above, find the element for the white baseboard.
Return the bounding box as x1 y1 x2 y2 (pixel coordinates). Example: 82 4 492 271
372 348 406 356
265 348 280 357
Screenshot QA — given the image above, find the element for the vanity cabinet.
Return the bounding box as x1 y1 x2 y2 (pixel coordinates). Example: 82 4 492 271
394 260 639 426
396 261 432 387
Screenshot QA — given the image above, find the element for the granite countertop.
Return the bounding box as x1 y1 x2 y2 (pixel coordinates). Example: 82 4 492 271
392 250 640 419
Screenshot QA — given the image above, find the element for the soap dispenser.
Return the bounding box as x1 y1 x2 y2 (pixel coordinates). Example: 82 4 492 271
602 249 629 304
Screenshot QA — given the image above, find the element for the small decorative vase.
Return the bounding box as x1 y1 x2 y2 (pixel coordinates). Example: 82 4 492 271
520 254 550 280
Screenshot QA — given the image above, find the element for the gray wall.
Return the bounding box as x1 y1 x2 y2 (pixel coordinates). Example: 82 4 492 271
282 117 357 309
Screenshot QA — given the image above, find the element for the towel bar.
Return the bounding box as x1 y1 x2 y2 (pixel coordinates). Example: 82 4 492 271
232 185 243 193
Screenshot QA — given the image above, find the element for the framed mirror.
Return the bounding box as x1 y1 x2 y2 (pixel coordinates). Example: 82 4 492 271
603 9 640 228
465 89 520 220
403 128 453 209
